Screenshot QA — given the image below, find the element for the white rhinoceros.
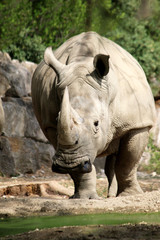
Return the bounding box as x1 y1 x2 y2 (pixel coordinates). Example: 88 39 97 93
31 32 156 199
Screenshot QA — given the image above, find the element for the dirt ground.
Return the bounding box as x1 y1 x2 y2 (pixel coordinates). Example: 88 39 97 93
2 224 160 240
0 171 160 239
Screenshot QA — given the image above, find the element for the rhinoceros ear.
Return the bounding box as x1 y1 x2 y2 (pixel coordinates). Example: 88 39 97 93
93 54 110 78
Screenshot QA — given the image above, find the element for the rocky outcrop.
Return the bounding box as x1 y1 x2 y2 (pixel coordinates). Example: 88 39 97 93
0 52 55 176
2 97 46 141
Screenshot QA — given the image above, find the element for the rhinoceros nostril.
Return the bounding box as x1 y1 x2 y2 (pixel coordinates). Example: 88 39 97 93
75 140 78 145
84 160 89 165
82 160 92 172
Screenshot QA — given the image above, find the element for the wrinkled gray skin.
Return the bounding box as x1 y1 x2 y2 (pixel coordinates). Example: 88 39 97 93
31 32 156 199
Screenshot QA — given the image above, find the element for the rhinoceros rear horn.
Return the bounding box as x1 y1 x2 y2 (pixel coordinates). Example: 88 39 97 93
44 47 65 75
93 54 110 78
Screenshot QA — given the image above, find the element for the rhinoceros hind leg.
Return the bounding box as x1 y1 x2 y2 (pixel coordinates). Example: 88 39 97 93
105 155 117 197
115 128 149 196
70 165 100 199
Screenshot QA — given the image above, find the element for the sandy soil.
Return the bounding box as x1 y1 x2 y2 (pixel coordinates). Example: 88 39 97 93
0 173 160 239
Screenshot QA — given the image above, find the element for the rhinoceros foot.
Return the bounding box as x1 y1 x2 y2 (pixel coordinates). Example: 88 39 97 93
70 191 101 200
117 184 143 197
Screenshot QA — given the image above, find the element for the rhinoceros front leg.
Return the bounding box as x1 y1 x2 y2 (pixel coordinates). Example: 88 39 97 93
70 165 99 199
105 155 117 197
115 128 149 196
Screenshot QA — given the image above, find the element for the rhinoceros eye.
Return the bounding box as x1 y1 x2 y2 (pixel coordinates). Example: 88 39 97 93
94 121 99 127
93 121 99 134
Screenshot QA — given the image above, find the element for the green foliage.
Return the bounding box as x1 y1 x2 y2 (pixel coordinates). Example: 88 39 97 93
144 137 160 174
6 28 45 63
0 0 87 62
0 0 45 63
85 0 114 33
32 0 87 48
0 0 32 49
106 0 160 94
0 0 160 87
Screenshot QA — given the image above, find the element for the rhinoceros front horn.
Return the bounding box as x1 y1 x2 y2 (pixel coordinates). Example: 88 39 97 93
58 87 81 145
44 47 65 75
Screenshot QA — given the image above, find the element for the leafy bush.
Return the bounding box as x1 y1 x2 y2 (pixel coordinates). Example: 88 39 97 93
0 0 32 48
107 0 160 95
6 28 45 63
0 0 45 63
1 0 160 86
0 0 87 62
32 0 87 49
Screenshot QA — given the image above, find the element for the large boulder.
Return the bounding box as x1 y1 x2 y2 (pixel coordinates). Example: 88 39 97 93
0 72 10 134
0 52 54 177
0 51 11 62
2 97 47 142
0 136 54 176
12 59 37 95
0 61 31 97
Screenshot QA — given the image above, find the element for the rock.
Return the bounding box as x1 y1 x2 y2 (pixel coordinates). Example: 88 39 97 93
0 61 31 97
0 51 11 62
0 70 10 135
12 59 37 75
151 172 157 177
0 53 55 176
12 60 37 95
21 61 37 77
2 97 47 142
3 97 26 137
0 72 10 97
0 136 54 176
0 136 15 176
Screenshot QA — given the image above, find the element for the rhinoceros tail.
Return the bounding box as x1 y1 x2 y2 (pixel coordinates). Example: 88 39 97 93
44 47 65 75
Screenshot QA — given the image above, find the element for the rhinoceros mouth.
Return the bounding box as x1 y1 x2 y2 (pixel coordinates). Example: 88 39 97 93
52 155 92 174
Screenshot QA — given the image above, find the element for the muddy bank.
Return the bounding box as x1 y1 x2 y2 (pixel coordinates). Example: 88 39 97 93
2 224 160 240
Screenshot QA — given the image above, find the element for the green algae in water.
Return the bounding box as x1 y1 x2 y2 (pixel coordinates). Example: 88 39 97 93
1 212 160 237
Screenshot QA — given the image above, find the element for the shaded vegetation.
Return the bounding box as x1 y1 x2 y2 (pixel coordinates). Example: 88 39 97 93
144 137 160 174
0 0 160 94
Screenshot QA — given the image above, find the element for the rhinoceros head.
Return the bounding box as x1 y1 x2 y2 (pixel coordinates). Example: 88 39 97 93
44 47 111 174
